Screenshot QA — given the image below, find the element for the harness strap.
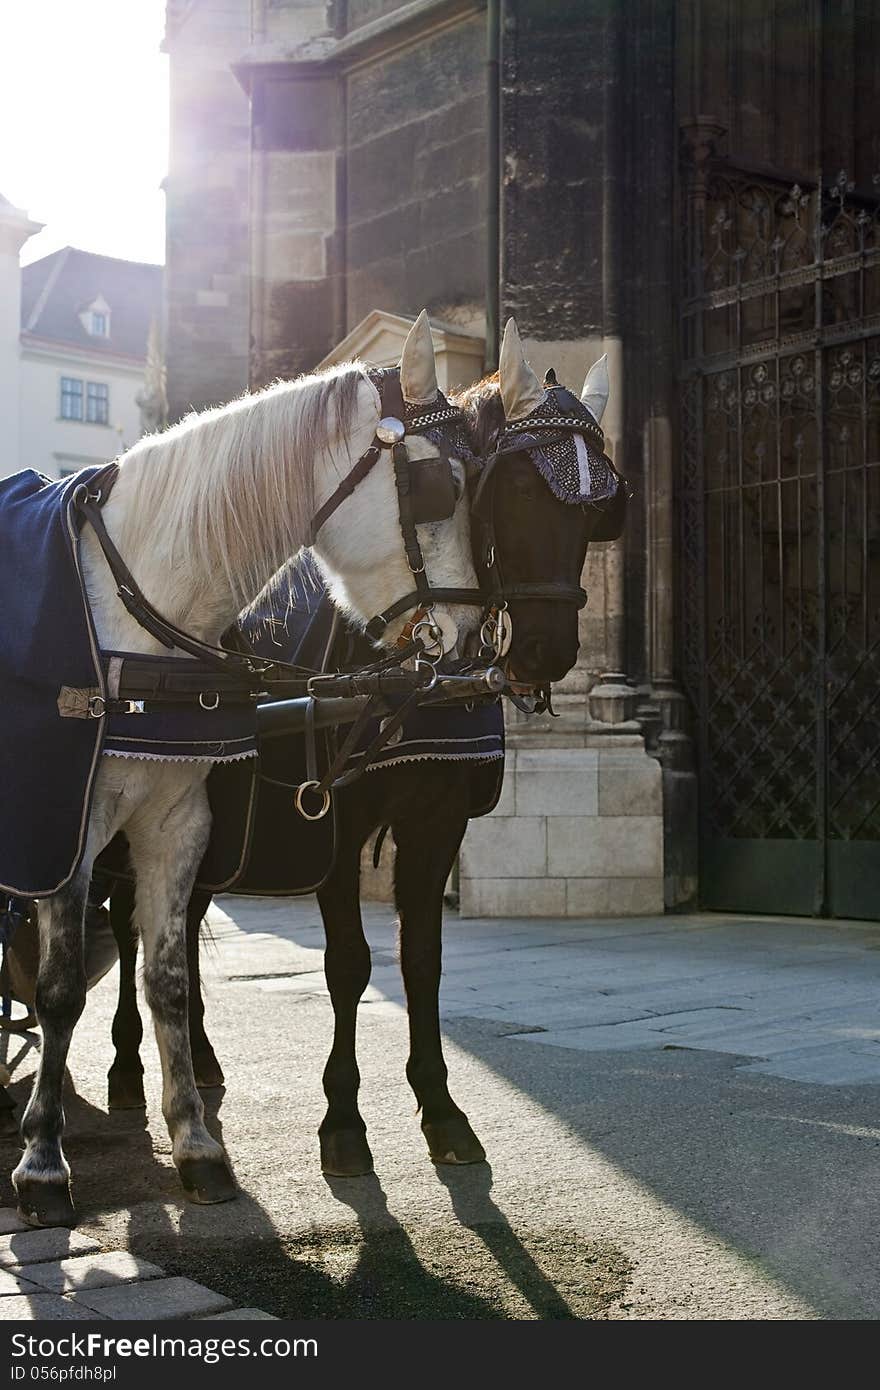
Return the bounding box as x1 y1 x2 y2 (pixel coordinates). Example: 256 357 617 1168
392 440 430 591
364 586 486 643
74 472 314 692
307 445 382 544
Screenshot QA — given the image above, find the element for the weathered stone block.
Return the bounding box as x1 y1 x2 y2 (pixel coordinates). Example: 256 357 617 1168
598 752 663 816
460 817 546 879
514 769 597 817
565 876 665 917
547 815 663 879
196 289 230 308
489 764 515 816
459 876 566 918
264 229 327 281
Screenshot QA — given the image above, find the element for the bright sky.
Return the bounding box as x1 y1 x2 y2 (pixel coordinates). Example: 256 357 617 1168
0 0 168 267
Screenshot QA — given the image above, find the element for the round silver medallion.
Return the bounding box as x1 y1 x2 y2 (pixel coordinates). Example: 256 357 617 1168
376 416 406 445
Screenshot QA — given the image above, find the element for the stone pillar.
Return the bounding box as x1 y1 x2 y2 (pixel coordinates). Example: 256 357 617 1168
458 1 666 918
163 0 252 422
458 337 664 921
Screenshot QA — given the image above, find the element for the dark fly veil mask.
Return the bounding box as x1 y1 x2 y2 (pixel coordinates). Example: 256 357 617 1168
471 372 622 594
467 358 628 703
307 364 483 662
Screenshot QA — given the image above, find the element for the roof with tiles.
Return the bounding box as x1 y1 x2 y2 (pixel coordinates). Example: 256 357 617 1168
21 248 162 362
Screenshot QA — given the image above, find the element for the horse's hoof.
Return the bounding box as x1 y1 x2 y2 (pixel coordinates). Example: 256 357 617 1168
423 1115 486 1165
15 1179 76 1228
107 1070 146 1111
320 1128 374 1177
193 1052 225 1089
179 1157 237 1205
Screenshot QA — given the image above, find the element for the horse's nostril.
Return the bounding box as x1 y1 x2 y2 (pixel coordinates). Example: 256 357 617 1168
513 632 578 682
516 637 547 675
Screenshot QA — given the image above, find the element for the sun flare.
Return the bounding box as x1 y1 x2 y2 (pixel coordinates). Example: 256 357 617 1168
0 0 168 266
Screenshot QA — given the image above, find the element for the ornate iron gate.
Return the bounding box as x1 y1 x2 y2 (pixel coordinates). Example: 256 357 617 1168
680 156 880 917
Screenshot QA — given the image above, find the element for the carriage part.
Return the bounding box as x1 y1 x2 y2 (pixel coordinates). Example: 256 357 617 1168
0 894 122 1033
307 668 434 700
257 694 369 740
259 667 506 741
422 667 506 701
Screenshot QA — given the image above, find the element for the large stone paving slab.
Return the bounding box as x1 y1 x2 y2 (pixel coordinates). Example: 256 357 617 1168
0 1293 99 1320
0 1228 100 1268
0 1267 40 1296
73 1277 232 1320
23 1250 165 1294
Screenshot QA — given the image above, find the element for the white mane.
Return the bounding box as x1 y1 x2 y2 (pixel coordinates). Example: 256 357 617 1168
111 363 367 612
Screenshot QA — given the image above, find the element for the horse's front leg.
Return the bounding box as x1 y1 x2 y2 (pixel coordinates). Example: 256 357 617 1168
316 792 376 1177
12 872 89 1226
106 879 146 1110
393 769 485 1165
126 780 235 1205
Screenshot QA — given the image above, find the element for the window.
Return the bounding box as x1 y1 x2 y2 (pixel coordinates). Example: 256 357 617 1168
90 311 108 337
86 382 109 425
60 377 83 420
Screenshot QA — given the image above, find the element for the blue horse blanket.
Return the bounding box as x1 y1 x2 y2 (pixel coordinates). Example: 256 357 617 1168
0 468 257 898
0 469 107 897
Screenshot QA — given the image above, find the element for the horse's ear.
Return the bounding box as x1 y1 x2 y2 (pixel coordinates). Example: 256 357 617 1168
581 353 609 423
499 318 543 421
399 309 438 404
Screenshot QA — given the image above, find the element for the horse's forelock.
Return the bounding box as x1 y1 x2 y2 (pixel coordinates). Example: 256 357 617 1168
451 374 505 457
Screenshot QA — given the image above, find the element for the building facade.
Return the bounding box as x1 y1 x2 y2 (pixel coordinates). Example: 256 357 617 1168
163 0 880 920
0 226 163 481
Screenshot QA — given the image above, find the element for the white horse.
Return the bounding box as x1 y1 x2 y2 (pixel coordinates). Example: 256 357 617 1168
13 310 479 1226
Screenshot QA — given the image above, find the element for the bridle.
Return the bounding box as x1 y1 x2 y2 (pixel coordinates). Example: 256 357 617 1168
307 367 485 657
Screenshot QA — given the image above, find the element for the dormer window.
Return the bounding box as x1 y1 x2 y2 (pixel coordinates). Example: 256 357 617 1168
80 294 111 339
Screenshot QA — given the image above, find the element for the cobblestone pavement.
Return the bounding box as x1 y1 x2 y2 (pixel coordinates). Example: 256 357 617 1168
2 899 880 1319
0 1208 274 1320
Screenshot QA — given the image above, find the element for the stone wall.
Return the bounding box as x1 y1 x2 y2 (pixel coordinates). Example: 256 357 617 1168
344 13 487 331
457 0 668 917
246 3 488 385
164 0 252 422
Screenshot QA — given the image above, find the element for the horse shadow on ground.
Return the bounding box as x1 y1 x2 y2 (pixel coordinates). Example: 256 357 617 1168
0 1031 561 1319
441 1016 880 1321
228 901 880 1318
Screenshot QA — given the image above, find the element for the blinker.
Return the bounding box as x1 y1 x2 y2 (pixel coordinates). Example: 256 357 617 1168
376 416 406 446
409 456 458 525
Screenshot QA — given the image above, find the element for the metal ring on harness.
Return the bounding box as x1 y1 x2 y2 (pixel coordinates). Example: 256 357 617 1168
411 617 443 659
294 780 332 821
199 691 220 710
